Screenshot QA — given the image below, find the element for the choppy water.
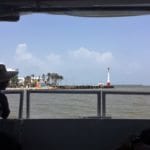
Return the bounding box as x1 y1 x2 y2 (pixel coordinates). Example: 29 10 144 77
6 86 150 119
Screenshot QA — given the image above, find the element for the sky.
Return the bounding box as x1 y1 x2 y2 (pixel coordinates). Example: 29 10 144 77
0 13 150 85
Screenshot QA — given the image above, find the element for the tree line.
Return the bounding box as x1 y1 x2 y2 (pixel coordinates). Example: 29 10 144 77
9 72 64 88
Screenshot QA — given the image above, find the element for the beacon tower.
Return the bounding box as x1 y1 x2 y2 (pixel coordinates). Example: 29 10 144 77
106 67 111 87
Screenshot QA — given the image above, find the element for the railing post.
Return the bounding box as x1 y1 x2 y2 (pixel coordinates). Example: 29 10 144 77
26 90 30 119
97 92 101 117
18 90 24 119
102 93 106 117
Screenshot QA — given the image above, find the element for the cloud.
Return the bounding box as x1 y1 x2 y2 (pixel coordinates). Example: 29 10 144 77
13 44 115 84
69 47 113 64
125 62 141 75
9 44 150 85
46 53 62 65
46 47 113 69
14 43 47 75
15 43 32 61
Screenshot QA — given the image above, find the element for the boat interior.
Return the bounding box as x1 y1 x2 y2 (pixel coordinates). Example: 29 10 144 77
1 1 150 150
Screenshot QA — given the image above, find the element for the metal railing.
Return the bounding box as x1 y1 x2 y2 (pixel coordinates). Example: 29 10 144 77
26 89 103 119
101 90 150 117
1 90 24 119
26 89 150 119
2 89 150 119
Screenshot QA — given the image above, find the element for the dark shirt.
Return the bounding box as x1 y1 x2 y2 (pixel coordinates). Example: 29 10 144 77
0 93 10 119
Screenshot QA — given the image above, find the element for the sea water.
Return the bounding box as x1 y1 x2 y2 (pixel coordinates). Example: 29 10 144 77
6 86 150 119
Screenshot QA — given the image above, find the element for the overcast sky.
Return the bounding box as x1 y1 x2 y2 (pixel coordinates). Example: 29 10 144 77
0 14 150 85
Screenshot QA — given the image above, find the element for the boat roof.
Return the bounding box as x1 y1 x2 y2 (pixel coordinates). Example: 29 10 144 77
1 0 150 21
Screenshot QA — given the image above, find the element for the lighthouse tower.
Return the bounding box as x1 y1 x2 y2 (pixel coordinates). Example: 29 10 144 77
106 67 111 87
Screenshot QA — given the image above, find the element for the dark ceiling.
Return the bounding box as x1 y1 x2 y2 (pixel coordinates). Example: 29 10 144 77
0 0 150 21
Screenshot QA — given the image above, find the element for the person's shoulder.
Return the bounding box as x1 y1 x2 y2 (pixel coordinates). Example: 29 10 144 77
0 92 7 99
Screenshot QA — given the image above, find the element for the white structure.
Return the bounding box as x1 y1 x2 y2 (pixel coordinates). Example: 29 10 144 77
98 82 104 86
106 67 111 86
18 77 25 85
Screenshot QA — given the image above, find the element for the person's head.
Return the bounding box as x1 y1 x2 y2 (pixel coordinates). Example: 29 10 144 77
133 143 150 150
115 129 150 150
131 129 150 150
0 64 18 90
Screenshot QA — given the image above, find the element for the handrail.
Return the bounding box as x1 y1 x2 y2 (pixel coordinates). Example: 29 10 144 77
26 89 150 119
1 89 24 119
2 88 150 119
101 90 150 117
26 89 103 119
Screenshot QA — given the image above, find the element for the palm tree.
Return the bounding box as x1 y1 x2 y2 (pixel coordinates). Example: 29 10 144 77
9 75 19 87
58 75 63 85
24 76 31 87
30 74 35 83
47 73 51 85
31 74 37 87
46 72 63 86
42 74 46 83
51 73 64 86
31 74 34 78
50 73 58 86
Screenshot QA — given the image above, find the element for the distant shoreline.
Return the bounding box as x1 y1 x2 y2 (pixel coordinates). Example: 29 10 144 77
6 84 150 90
6 85 114 90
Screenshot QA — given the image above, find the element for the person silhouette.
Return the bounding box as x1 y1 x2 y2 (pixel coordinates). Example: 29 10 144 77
0 92 10 119
0 64 18 119
114 129 150 150
0 131 21 150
